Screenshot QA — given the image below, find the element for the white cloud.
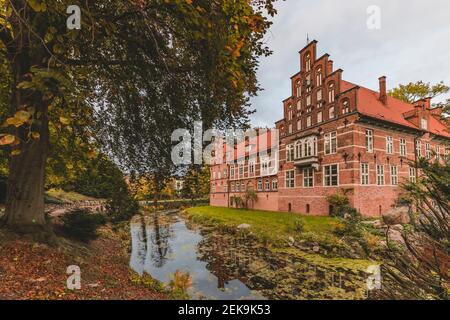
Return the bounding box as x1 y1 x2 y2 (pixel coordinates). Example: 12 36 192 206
250 0 450 127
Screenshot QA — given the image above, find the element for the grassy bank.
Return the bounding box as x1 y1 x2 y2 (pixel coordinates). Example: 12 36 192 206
185 206 346 249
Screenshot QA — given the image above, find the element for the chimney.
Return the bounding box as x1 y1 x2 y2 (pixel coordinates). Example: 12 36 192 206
327 60 334 74
379 76 387 105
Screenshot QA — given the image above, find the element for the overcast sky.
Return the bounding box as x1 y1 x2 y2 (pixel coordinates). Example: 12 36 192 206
250 0 450 127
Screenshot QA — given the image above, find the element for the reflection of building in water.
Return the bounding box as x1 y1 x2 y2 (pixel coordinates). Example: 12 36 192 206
205 236 250 289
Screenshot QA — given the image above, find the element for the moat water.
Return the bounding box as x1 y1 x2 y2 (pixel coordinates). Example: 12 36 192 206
129 211 266 300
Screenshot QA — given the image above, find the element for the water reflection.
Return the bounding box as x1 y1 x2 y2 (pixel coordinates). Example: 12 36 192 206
129 212 265 300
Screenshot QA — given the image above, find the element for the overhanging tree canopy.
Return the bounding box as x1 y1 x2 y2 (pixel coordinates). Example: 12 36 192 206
0 0 277 233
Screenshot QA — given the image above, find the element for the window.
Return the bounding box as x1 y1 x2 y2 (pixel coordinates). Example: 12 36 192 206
230 165 235 179
306 115 312 127
288 123 293 134
248 160 255 177
421 118 428 130
416 140 422 157
286 144 295 162
390 166 398 185
296 81 301 97
317 111 323 123
306 95 312 106
305 53 311 72
287 108 293 121
238 163 244 178
400 138 407 157
297 119 302 131
241 182 246 192
324 131 337 155
316 68 322 86
295 140 303 159
224 185 228 193
236 182 240 192
265 179 270 191
426 143 431 159
328 106 335 119
261 158 270 176
361 163 369 185
328 83 335 103
212 184 216 193
436 146 441 161
231 183 235 192
409 167 416 182
272 179 278 191
342 100 350 114
386 136 393 154
324 165 338 186
366 129 373 152
285 170 295 188
297 100 302 111
304 137 317 157
376 165 385 186
316 89 322 102
218 172 221 179
223 169 227 178
303 168 314 188
257 180 262 191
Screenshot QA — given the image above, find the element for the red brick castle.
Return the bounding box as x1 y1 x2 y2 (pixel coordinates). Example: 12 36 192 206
210 41 449 217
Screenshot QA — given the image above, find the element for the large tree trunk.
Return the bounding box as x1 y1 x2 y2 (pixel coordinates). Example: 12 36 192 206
3 123 49 233
1 43 50 235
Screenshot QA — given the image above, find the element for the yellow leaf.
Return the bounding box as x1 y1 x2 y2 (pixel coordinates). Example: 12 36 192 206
87 149 97 159
15 110 32 122
31 132 40 140
59 117 70 125
11 149 21 156
0 134 16 146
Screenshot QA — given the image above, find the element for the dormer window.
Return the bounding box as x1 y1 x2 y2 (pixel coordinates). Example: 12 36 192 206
342 100 350 114
421 118 428 130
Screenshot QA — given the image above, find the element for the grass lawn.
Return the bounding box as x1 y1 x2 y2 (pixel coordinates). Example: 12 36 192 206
46 188 101 203
185 206 343 247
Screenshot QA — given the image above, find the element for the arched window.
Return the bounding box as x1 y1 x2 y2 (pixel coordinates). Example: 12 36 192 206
316 67 323 86
305 53 311 72
342 99 350 114
296 80 301 97
328 82 335 103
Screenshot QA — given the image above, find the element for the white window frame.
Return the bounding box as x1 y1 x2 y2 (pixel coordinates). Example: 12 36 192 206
386 136 393 154
324 131 337 155
323 164 339 187
303 168 314 188
377 165 385 186
409 167 417 182
285 170 295 188
264 179 270 191
361 163 369 185
272 179 278 191
390 166 398 185
400 138 407 157
366 129 374 153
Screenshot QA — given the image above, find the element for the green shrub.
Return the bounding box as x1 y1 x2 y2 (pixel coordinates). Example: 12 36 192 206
294 218 305 232
61 209 106 242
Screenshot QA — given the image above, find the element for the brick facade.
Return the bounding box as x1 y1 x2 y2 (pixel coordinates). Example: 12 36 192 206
210 41 449 217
